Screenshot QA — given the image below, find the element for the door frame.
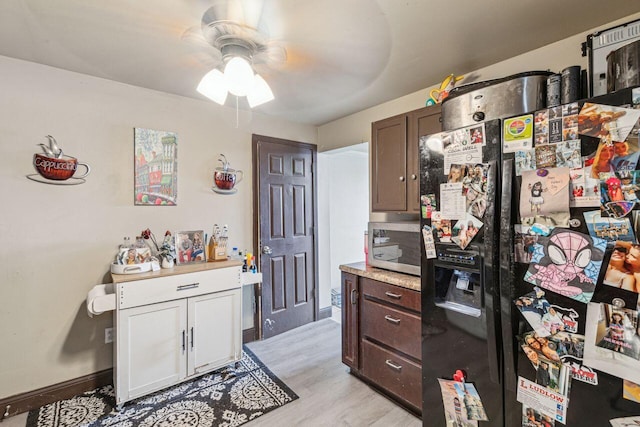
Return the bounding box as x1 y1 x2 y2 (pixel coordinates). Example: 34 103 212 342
251 134 319 340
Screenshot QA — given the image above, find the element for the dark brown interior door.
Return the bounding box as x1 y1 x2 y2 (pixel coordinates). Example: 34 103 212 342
253 134 318 339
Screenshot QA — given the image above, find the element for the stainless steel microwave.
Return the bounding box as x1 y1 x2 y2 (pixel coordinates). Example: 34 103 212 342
367 221 420 276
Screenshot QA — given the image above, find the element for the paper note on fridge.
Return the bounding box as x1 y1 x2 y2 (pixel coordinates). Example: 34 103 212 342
443 140 483 174
519 168 570 218
516 376 568 424
439 182 466 220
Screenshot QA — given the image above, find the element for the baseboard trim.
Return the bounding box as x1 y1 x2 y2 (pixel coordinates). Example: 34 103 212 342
0 369 113 419
243 327 257 343
318 306 332 320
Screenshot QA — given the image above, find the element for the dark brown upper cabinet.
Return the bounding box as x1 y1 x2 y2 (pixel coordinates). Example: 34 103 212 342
371 105 441 213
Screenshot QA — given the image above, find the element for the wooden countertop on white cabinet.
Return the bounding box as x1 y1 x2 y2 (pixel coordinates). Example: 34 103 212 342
110 260 243 408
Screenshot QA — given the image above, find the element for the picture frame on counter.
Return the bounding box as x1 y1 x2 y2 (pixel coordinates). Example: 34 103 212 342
175 230 206 265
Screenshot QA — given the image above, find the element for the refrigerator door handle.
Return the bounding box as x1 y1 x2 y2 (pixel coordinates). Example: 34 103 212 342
499 158 518 392
483 159 501 385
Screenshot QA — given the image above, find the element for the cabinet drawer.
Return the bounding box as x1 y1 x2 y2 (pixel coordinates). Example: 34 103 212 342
362 298 421 360
362 340 421 411
118 266 241 309
361 278 420 312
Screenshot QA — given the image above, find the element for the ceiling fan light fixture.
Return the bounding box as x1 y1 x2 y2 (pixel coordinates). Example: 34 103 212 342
223 56 255 96
197 69 228 105
247 74 274 107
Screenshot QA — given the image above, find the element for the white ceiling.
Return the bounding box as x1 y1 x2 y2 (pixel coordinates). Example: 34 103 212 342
1 1 639 126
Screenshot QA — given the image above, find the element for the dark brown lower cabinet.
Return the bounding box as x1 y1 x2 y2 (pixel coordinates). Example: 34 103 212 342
341 272 421 415
341 272 359 369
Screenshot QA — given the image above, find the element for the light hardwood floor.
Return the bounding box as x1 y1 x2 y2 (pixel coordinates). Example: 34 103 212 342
4 318 421 426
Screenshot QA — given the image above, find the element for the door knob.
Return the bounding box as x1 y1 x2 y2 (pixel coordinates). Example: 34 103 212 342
262 245 273 255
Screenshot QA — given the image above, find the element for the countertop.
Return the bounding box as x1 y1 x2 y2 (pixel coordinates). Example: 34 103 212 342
112 259 243 283
339 262 420 292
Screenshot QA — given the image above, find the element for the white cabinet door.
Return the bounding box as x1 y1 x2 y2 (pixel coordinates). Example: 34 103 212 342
116 299 187 404
187 288 242 376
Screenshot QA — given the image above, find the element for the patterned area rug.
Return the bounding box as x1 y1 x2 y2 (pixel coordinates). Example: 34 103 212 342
27 347 297 427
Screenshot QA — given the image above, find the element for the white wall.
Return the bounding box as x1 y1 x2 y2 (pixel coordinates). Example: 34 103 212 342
329 147 369 290
317 145 369 300
0 55 316 398
317 153 331 308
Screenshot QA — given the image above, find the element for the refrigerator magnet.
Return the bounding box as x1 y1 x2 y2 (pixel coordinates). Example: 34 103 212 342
421 194 436 219
578 103 640 143
599 170 640 218
524 228 606 303
623 379 640 403
516 376 568 424
437 379 479 426
431 212 452 243
583 211 636 243
610 416 640 427
422 225 436 259
451 214 483 250
583 302 640 384
515 149 536 176
569 167 600 208
503 114 534 153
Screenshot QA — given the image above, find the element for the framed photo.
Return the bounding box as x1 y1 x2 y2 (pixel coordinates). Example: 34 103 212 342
134 128 178 206
175 230 206 264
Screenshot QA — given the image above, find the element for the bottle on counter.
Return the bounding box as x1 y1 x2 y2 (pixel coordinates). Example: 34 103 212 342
120 237 131 249
134 236 146 248
242 257 248 272
231 247 239 260
250 256 257 273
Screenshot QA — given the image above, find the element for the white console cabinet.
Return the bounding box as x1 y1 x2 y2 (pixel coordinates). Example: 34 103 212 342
111 261 242 407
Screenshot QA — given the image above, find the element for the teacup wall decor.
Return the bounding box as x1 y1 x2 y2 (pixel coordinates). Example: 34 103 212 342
212 154 242 194
27 135 91 185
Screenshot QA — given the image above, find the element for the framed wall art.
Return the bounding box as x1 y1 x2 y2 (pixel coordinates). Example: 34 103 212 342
134 128 178 206
175 230 206 264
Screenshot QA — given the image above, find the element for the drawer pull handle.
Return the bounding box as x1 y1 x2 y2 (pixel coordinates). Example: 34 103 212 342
384 315 401 324
385 359 402 371
190 327 194 350
182 330 186 353
177 283 199 291
350 289 358 305
385 291 402 299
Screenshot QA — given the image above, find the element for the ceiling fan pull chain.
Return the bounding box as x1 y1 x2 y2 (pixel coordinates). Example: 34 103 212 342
236 96 239 129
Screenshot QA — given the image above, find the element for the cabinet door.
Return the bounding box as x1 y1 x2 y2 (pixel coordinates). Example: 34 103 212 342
341 272 359 370
407 105 442 213
371 114 407 211
187 289 242 376
115 299 187 404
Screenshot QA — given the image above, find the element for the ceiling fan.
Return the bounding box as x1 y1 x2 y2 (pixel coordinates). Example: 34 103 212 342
184 2 287 107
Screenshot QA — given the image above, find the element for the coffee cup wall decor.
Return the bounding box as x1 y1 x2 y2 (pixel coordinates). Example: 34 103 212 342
27 135 91 185
212 154 242 194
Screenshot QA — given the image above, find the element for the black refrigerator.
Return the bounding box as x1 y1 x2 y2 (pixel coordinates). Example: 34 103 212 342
420 86 640 426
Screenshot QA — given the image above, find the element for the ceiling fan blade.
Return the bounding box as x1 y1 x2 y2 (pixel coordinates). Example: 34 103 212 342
253 44 286 66
185 51 223 70
200 1 268 33
181 25 213 49
181 24 223 67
